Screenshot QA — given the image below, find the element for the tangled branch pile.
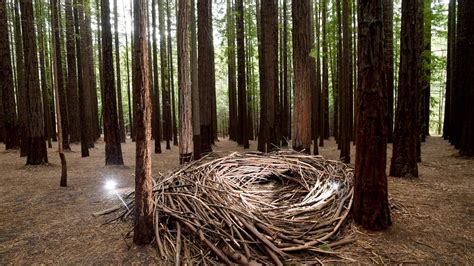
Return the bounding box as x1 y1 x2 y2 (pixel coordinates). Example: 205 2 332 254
101 151 355 264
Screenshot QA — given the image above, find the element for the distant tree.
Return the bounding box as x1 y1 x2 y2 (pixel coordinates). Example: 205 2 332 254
178 0 193 163
65 0 80 144
281 0 289 147
353 0 391 230
74 0 90 157
311 0 321 155
114 0 126 143
159 0 172 150
20 0 48 164
151 0 162 153
14 0 27 156
292 0 311 153
227 0 237 142
132 0 154 245
101 0 124 165
167 0 178 147
320 0 329 147
390 0 421 178
235 0 249 149
51 0 70 151
443 0 455 140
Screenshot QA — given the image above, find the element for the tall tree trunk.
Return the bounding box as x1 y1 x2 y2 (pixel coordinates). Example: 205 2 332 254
114 0 126 143
383 0 394 143
320 0 329 146
227 0 237 142
312 0 321 154
198 0 215 152
123 4 133 140
85 5 99 142
456 0 474 156
20 0 48 164
190 0 201 159
281 0 289 147
178 0 193 163
421 0 431 140
443 0 456 140
159 0 172 150
0 0 19 149
101 0 124 165
353 0 391 231
339 0 351 163
235 0 249 148
260 0 279 152
167 0 178 146
151 0 162 153
390 0 420 178
52 0 70 151
292 0 311 153
14 0 28 156
132 0 154 245
74 0 89 157
65 0 80 144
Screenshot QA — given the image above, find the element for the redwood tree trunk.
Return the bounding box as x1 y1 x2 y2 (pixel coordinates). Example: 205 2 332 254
114 0 126 143
383 0 394 143
456 0 474 156
20 0 48 165
320 0 329 147
132 0 154 244
178 0 193 163
0 0 19 149
390 0 420 178
227 0 237 142
152 0 162 153
292 0 312 153
198 0 216 152
101 0 124 165
159 0 172 150
354 0 391 230
190 0 201 159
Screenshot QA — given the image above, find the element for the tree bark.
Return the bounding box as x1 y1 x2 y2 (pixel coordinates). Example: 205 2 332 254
390 0 420 178
20 0 48 164
132 0 154 244
151 0 162 153
339 0 351 163
281 0 289 147
443 0 455 140
320 0 329 147
65 0 81 144
159 0 172 150
51 0 70 151
167 0 178 146
354 0 391 230
114 0 126 143
227 0 237 142
0 0 19 149
383 0 394 143
101 0 124 165
292 0 312 153
190 0 201 159
198 0 216 152
178 0 193 163
456 0 474 156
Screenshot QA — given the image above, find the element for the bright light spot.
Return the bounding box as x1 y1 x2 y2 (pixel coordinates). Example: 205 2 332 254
104 180 117 191
332 182 340 191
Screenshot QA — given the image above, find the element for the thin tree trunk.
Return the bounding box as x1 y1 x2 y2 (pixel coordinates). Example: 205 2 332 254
339 0 351 163
101 0 124 165
167 0 178 146
123 4 133 140
159 0 172 150
319 0 328 147
227 0 237 142
74 0 89 157
190 0 201 159
151 0 162 153
114 0 126 143
178 0 193 163
443 0 455 140
51 0 70 151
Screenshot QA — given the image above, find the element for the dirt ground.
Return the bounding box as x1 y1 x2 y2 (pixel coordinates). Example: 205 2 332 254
0 137 472 264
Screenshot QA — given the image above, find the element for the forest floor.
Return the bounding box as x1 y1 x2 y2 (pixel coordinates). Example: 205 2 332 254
0 136 472 264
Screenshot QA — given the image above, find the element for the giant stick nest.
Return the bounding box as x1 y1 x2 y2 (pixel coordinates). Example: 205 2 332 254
98 151 355 265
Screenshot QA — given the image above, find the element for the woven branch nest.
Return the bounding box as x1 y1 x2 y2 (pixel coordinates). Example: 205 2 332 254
100 151 355 265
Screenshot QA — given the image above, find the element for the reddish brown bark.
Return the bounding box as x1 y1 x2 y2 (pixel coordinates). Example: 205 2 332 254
353 0 391 230
132 0 154 244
